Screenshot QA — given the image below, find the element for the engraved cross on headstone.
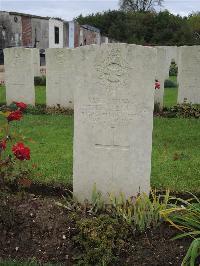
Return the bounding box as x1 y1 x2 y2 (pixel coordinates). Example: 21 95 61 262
94 126 130 180
95 126 129 151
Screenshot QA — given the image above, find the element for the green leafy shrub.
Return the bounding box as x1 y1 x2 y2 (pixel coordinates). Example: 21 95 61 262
25 104 73 115
24 104 47 115
0 104 74 116
73 214 130 265
169 61 178 76
34 76 46 86
164 79 177 88
58 189 170 265
166 104 200 118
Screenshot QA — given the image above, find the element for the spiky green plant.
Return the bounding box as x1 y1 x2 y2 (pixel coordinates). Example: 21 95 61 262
160 193 200 238
110 190 170 232
181 238 200 266
160 193 200 266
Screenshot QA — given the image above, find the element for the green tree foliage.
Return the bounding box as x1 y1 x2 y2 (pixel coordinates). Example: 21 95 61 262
119 0 163 12
188 12 200 44
76 10 195 45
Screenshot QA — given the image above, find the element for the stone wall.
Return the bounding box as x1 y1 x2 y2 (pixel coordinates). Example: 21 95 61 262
0 11 22 49
31 18 49 49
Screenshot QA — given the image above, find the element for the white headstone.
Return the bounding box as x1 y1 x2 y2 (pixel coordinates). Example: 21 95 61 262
46 48 74 109
178 46 200 104
4 48 35 105
155 47 167 108
164 46 178 79
73 44 156 202
157 46 178 79
31 48 40 77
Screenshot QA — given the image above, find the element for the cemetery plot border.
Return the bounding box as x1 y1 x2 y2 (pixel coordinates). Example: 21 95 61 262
0 190 191 266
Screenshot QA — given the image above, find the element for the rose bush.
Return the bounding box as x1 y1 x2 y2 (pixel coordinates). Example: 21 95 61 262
14 102 27 111
7 110 23 122
12 142 30 161
0 101 31 186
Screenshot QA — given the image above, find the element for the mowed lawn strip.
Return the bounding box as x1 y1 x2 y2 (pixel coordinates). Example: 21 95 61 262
152 117 200 192
163 76 178 108
163 86 178 108
35 85 46 105
0 114 199 193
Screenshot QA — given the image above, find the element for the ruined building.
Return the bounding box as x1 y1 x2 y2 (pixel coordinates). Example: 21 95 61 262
0 11 106 50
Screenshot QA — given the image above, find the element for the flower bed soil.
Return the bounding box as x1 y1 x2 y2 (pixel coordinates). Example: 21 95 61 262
0 187 193 266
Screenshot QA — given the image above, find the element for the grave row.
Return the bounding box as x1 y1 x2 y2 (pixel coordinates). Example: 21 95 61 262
3 45 200 108
2 44 200 201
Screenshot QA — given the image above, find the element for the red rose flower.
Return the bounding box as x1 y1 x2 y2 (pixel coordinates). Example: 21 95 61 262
14 101 27 111
7 110 23 122
155 81 160 90
12 142 30 161
0 140 6 151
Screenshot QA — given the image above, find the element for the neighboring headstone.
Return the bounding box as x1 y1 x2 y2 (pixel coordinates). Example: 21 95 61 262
155 47 167 108
178 46 200 104
157 46 178 79
31 48 40 77
73 43 156 202
4 48 35 105
46 48 74 109
164 46 178 79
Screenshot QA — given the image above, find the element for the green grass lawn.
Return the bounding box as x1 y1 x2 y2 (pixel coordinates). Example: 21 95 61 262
152 118 200 192
5 115 73 185
0 114 199 193
163 76 178 108
35 86 46 105
0 85 6 104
